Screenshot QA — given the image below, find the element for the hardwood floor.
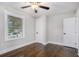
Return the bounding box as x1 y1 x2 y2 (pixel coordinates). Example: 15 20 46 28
0 43 78 57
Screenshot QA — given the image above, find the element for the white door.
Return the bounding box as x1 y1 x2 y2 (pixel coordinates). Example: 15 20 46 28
35 16 46 44
63 17 77 48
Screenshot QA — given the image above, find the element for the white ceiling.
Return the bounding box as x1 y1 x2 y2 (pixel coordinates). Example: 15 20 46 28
0 2 79 17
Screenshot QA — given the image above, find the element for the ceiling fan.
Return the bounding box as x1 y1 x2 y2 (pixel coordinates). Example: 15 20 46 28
21 2 50 13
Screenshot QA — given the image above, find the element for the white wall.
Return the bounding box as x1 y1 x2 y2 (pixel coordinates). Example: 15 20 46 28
35 12 75 45
0 4 35 54
76 8 79 56
35 15 46 44
47 12 76 45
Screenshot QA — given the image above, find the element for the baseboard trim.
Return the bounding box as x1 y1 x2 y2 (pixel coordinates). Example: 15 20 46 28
47 41 63 46
35 41 63 46
35 42 47 45
0 41 36 55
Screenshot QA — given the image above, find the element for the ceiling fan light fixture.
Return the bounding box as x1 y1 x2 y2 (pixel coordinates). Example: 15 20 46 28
31 5 38 10
21 2 49 13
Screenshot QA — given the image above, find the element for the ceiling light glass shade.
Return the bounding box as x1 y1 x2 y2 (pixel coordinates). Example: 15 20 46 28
31 5 38 9
30 2 41 9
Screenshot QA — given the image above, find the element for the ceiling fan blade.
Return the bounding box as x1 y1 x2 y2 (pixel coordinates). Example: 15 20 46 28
39 6 49 10
35 9 37 13
21 6 31 9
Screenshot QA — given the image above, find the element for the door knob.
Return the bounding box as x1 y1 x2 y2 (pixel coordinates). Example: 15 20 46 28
64 33 66 35
36 32 38 34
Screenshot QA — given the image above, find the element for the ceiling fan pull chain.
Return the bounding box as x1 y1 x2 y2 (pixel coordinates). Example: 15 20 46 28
34 9 37 13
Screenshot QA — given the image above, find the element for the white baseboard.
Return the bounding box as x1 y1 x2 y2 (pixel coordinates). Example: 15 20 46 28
35 41 47 45
47 41 63 46
35 41 63 46
0 41 36 55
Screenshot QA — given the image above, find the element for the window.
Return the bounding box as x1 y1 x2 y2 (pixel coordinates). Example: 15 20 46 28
5 10 25 41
